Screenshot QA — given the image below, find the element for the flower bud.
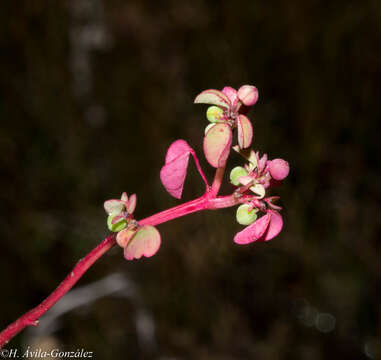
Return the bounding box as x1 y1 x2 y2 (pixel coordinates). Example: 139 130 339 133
206 106 224 123
268 159 289 180
230 166 249 186
107 214 127 232
237 85 259 106
236 204 258 225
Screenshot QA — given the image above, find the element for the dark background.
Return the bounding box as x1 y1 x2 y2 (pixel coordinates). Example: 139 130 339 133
1 1 380 359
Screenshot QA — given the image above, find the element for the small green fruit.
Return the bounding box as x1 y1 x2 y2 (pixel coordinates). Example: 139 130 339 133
107 214 127 232
230 166 249 186
236 204 258 225
206 106 224 123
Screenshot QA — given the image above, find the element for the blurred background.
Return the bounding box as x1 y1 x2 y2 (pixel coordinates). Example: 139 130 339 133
0 0 380 359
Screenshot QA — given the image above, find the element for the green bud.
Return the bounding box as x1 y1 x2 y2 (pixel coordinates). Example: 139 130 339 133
230 166 249 186
107 214 127 232
236 204 258 225
206 106 224 123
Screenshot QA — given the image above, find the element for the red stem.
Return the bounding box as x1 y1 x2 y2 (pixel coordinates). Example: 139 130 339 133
0 189 241 348
189 149 210 191
210 166 226 197
139 195 208 227
0 235 116 347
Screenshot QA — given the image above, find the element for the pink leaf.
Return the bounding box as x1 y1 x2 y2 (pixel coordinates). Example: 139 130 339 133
222 86 238 108
124 225 161 260
237 175 253 186
234 212 271 245
203 123 232 168
161 140 210 199
258 153 268 173
262 210 283 241
194 89 231 109
237 114 253 149
127 193 137 214
116 228 136 248
165 139 192 163
160 140 192 199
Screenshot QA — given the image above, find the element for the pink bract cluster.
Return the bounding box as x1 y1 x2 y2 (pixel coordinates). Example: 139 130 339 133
105 84 290 260
193 85 289 244
232 148 289 244
104 193 161 260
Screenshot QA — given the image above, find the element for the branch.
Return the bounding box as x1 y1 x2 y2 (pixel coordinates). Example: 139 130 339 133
0 192 241 348
210 165 226 197
0 235 116 348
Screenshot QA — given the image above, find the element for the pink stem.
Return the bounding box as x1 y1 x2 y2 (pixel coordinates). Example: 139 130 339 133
0 192 242 348
210 166 226 197
0 235 116 348
139 195 209 227
190 149 210 190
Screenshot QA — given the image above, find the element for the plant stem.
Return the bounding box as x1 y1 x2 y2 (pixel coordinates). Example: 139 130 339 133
0 191 242 348
0 235 116 348
139 195 208 227
210 166 226 197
